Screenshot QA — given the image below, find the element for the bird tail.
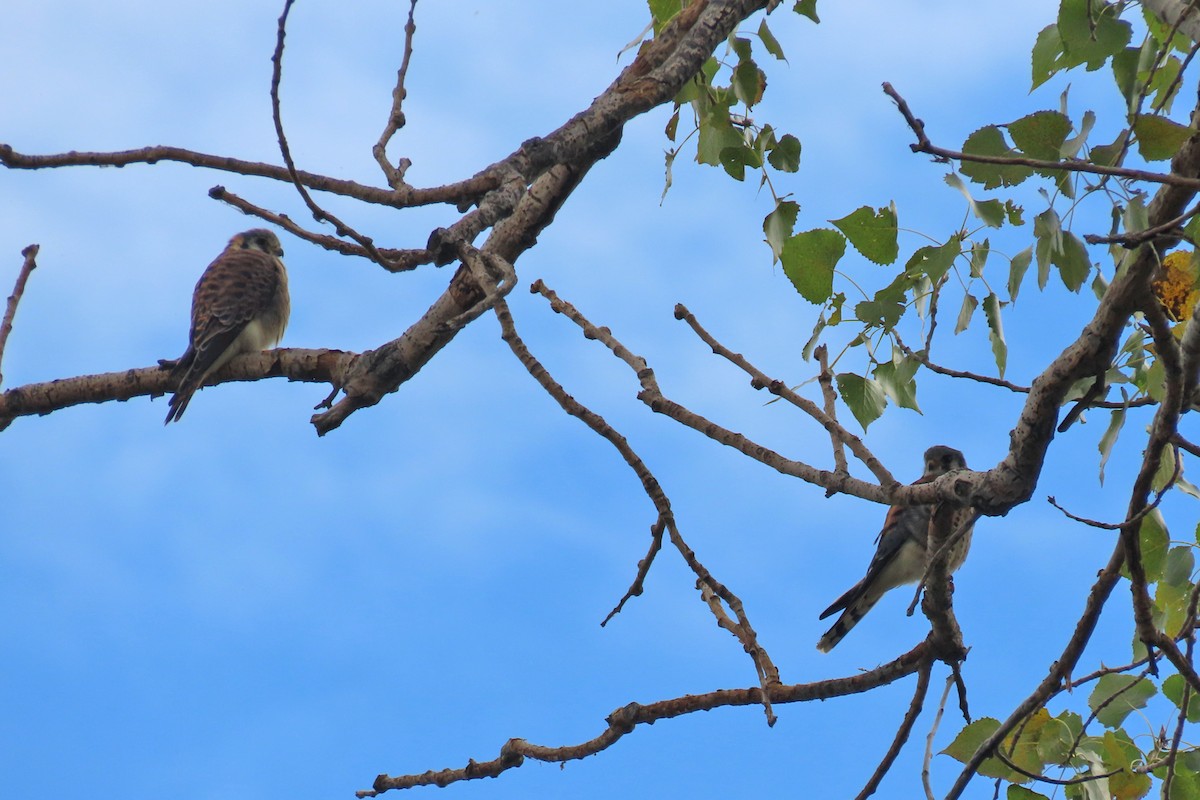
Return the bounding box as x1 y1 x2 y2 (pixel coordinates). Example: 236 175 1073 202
163 385 196 424
816 591 881 652
163 349 199 425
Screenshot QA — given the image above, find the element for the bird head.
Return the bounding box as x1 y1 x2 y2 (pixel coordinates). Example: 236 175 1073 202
922 445 967 479
231 228 284 258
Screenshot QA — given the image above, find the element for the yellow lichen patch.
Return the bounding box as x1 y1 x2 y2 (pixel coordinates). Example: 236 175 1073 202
1153 250 1200 322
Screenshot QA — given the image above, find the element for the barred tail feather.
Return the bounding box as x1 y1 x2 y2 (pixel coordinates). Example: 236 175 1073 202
816 593 881 652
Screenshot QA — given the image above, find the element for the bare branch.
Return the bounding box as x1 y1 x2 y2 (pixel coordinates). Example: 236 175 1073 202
271 0 398 269
209 186 433 269
854 660 933 800
813 344 849 482
922 675 954 800
0 244 39 388
373 0 419 188
0 143 493 209
675 304 897 488
360 642 932 796
0 348 353 430
532 281 986 511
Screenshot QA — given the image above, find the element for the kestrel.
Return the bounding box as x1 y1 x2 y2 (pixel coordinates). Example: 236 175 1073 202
163 228 290 424
817 445 972 652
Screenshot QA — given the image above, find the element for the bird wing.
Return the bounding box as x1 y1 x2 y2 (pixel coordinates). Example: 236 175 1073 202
818 475 936 620
184 247 282 382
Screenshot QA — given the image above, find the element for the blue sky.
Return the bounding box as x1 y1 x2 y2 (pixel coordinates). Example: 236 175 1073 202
0 1 1183 798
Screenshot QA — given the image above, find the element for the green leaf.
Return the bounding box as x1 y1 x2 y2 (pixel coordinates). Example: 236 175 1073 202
648 0 683 30
835 372 886 430
1005 199 1026 226
942 718 1022 781
1136 509 1169 584
1098 405 1126 485
1032 24 1065 89
1124 194 1149 237
767 133 801 172
1057 0 1133 71
1038 711 1084 766
1033 209 1062 286
874 352 921 412
1088 674 1156 728
1053 232 1091 292
1009 110 1072 161
1099 730 1151 800
697 107 742 167
757 19 786 61
976 200 1011 232
731 60 765 107
1007 787 1051 800
763 200 799 263
781 229 845 304
959 126 1033 188
906 235 962 283
1111 46 1140 108
1153 446 1180 493
1133 115 1197 161
718 145 748 180
1061 110 1096 159
1009 246 1033 302
1165 545 1195 587
969 239 990 277
945 173 1005 227
855 273 910 330
983 293 1008 378
1147 54 1184 114
1091 129 1128 167
729 36 752 62
1164 674 1200 723
793 0 819 23
1156 579 1192 637
955 293 978 334
830 204 899 265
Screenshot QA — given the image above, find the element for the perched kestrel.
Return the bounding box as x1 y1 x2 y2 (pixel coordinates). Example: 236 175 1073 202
163 228 290 424
817 445 972 652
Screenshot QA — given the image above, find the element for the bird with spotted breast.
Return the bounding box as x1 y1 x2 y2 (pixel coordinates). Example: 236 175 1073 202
817 445 972 653
163 228 290 424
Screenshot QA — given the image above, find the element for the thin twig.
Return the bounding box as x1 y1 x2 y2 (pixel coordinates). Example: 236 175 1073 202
854 659 932 800
271 0 398 269
0 143 495 208
906 509 980 617
1046 462 1173 530
814 344 849 485
208 186 432 270
674 303 897 489
0 244 38 388
922 675 954 800
495 292 781 724
992 749 1121 787
882 82 1200 189
373 0 419 188
1083 199 1200 246
492 297 671 627
360 642 931 796
1162 630 1195 797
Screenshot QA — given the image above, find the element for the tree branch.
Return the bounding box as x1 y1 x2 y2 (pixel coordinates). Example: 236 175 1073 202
0 348 352 430
372 0 419 188
360 642 931 796
0 244 38 388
